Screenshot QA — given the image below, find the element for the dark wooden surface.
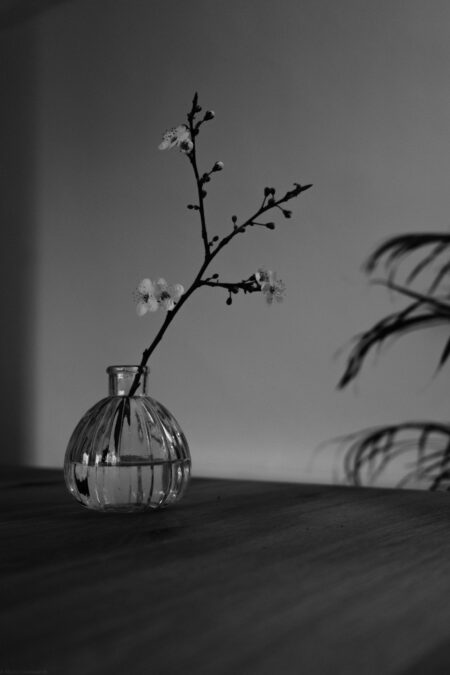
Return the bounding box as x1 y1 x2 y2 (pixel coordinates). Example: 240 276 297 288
2 468 450 675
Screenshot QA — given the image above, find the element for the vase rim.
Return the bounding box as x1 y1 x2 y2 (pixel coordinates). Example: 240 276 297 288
106 365 149 374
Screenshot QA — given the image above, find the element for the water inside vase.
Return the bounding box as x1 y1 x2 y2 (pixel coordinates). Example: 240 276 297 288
66 459 191 512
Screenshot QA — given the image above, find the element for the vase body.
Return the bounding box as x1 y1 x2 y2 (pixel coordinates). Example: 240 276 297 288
64 366 191 512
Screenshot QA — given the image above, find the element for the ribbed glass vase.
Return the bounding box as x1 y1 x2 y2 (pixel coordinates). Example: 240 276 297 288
64 366 191 512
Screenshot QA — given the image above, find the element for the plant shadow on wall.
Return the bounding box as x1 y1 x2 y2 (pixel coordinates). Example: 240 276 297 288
336 233 450 490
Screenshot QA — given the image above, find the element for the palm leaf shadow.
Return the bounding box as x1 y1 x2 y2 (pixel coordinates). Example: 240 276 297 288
335 422 450 490
336 231 450 489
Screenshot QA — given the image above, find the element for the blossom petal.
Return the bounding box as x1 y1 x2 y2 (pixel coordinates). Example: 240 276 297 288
137 278 154 296
161 297 175 311
146 296 159 312
174 125 190 142
158 138 173 150
136 301 149 316
155 278 168 291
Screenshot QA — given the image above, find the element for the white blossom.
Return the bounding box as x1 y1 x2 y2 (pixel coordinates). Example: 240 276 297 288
255 268 286 304
154 278 184 311
135 277 184 315
134 278 159 315
158 125 193 153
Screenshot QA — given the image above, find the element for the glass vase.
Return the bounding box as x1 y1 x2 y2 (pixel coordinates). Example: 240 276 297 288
64 366 191 512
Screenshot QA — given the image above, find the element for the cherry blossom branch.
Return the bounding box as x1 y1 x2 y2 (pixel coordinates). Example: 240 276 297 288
129 93 312 395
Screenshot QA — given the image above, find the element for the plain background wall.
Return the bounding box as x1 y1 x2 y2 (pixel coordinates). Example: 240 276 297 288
2 0 449 485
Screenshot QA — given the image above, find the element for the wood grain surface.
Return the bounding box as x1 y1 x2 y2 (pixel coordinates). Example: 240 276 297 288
1 467 450 675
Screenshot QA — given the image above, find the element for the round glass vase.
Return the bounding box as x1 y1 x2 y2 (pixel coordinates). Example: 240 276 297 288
64 366 191 513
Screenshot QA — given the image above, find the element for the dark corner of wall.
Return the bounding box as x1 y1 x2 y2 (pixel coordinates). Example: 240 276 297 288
0 16 37 465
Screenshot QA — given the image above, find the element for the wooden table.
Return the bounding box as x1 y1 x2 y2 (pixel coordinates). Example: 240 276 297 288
1 467 450 675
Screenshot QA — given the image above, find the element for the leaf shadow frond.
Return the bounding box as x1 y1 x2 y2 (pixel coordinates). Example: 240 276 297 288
332 422 450 490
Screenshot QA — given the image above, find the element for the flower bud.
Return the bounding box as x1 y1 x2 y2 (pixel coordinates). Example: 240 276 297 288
172 284 185 300
204 110 215 120
212 161 224 172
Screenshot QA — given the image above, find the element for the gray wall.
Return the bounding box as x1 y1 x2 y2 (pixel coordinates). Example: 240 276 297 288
3 0 449 485
0 18 36 465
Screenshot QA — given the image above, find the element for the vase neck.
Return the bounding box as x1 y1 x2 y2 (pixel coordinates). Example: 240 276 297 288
107 366 148 396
